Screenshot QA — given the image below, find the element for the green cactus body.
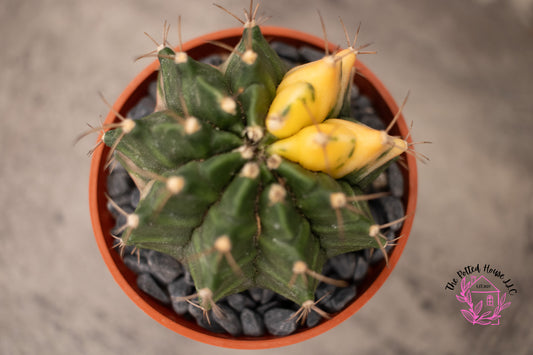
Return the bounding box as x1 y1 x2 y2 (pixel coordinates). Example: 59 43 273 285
103 110 242 179
255 182 325 305
158 47 244 133
121 151 247 259
103 21 406 314
273 160 382 258
222 24 286 133
187 164 260 303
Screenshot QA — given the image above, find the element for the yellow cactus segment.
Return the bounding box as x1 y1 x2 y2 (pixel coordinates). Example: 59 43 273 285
332 48 357 116
268 118 407 179
358 136 407 180
268 120 357 177
276 55 339 92
326 119 391 177
265 55 342 138
335 49 357 83
265 82 316 137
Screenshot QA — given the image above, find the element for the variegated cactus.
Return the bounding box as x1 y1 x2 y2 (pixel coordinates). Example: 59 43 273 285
97 5 413 320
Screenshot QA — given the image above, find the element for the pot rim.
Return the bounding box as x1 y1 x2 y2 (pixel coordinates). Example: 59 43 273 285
89 25 418 349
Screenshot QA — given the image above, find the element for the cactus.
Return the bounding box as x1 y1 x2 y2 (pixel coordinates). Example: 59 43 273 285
91 4 417 320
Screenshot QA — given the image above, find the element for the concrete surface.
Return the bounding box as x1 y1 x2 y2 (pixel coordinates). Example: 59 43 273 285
1 0 532 354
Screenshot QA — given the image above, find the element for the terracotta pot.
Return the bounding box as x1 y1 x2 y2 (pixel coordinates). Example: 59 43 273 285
89 26 418 349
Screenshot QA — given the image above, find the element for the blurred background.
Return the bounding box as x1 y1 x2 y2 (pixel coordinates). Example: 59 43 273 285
1 0 532 354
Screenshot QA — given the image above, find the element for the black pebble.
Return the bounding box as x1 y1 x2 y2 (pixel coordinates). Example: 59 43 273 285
111 213 127 235
320 259 335 277
328 253 357 280
368 199 387 227
387 163 404 198
200 54 224 66
281 58 298 70
183 269 195 286
128 96 155 120
256 300 280 315
130 188 140 208
241 308 265 337
379 196 405 232
137 273 170 304
298 46 324 62
261 289 276 304
213 303 242 336
188 304 226 334
168 277 194 315
147 251 183 284
315 282 336 305
322 285 357 313
107 194 134 217
187 302 203 320
358 113 386 131
226 293 256 312
271 41 300 61
123 252 151 274
148 80 157 99
371 171 389 192
248 287 264 303
106 200 122 219
353 95 372 109
107 169 133 200
365 230 395 264
264 308 297 336
353 255 369 283
350 85 360 99
306 309 322 328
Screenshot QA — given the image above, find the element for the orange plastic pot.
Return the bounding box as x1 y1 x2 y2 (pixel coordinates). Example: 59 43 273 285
89 26 417 349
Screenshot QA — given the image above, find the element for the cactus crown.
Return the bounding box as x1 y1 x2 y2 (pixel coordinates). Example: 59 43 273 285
93 3 415 318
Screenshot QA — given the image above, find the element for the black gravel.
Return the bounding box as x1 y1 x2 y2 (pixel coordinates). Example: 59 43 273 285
123 253 151 274
128 96 155 120
387 162 405 198
188 304 226 333
213 303 243 336
107 167 133 200
270 41 300 61
226 293 257 312
264 308 297 336
322 285 357 313
200 54 225 67
130 188 140 208
353 255 369 282
137 273 170 304
247 287 264 303
364 230 397 265
358 112 386 131
241 308 266 336
168 277 194 315
105 44 408 338
306 309 322 328
378 196 405 232
147 250 183 284
298 46 325 62
260 288 276 304
327 253 357 280
256 300 280 315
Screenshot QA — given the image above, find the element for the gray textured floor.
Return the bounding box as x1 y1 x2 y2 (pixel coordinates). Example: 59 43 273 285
1 0 532 354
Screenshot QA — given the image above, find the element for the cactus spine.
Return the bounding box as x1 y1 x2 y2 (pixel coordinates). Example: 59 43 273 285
97 4 413 318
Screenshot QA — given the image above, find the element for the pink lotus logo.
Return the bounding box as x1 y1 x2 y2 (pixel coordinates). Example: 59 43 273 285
456 275 511 325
